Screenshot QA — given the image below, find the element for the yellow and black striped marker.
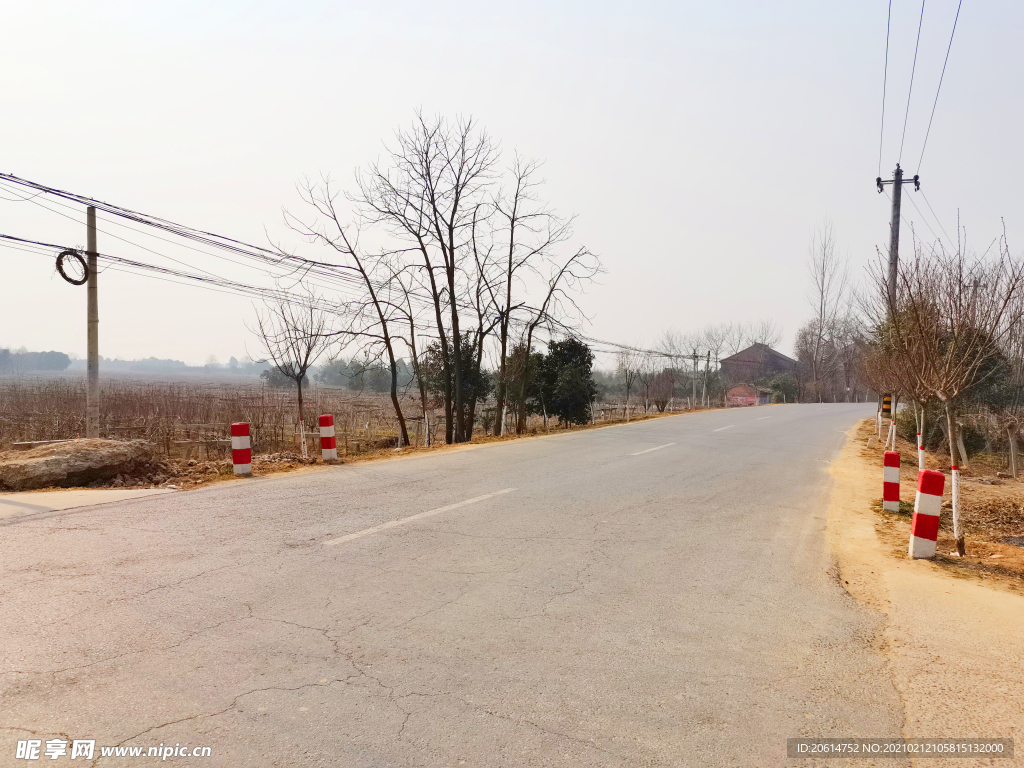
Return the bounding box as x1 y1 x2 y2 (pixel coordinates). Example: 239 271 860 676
882 395 892 417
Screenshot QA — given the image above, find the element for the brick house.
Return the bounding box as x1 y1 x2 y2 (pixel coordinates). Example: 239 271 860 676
719 343 798 386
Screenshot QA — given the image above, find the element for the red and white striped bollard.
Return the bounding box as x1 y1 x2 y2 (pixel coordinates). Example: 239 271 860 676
883 451 900 513
319 414 338 462
909 469 945 559
231 422 252 476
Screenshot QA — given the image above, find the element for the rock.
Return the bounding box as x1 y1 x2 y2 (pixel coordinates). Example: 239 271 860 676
0 439 161 491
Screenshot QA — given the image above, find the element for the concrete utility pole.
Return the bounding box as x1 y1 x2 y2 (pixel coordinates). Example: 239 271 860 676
876 164 920 311
86 206 99 438
691 350 698 406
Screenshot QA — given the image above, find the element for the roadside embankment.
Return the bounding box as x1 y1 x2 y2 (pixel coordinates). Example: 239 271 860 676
827 420 1024 766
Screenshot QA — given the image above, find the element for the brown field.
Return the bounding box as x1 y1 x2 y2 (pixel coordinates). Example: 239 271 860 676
0 375 678 460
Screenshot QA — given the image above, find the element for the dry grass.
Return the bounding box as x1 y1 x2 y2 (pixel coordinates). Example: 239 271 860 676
0 375 700 461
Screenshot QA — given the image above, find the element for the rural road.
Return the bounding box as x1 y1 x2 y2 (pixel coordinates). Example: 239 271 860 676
1 403 904 767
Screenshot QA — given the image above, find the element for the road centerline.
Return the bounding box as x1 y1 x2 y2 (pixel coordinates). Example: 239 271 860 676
757 416 773 420
324 488 515 546
713 425 735 432
630 443 675 456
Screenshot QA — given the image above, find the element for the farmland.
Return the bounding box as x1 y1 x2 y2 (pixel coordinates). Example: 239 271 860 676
0 373 668 460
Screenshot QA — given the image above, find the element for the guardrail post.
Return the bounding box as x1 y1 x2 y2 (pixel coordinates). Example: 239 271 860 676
909 469 945 559
319 414 338 463
231 422 252 476
883 451 900 512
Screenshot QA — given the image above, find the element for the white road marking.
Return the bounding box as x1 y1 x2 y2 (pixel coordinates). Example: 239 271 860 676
324 488 515 546
713 425 735 432
757 416 773 420
630 443 675 456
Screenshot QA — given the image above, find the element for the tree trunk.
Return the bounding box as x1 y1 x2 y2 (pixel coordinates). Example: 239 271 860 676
516 326 537 435
1008 425 1019 479
956 429 969 471
945 401 966 557
383 341 409 448
494 322 508 437
917 405 925 471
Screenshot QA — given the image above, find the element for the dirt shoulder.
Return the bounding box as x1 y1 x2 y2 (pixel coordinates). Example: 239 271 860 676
827 420 1024 765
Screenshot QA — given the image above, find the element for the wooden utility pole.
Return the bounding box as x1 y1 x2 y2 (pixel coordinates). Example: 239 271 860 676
86 206 99 438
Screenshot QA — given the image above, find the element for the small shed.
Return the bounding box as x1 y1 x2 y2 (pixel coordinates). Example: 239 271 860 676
727 385 772 406
727 385 756 406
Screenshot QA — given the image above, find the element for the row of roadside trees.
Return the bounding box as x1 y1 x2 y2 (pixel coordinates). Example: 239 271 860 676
796 215 1024 556
860 229 1024 556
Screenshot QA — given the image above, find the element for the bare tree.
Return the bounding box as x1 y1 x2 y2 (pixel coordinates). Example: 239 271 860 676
701 324 729 366
490 155 572 436
806 219 849 402
747 319 783 348
723 322 750 356
286 178 411 447
616 348 642 422
252 287 332 427
513 247 601 434
635 354 656 414
356 112 499 444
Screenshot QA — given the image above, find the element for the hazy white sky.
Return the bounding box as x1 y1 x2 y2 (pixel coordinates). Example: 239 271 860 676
2 0 1021 365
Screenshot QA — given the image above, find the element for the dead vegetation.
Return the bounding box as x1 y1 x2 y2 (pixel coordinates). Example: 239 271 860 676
0 375 696 490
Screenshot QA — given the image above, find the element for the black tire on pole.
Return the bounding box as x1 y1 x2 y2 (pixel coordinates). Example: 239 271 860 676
56 249 89 285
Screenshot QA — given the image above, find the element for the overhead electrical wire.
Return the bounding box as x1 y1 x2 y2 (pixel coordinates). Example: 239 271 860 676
919 189 954 245
879 187 945 251
0 173 627 357
0 234 328 307
0 173 579 333
0 176 426 310
916 0 963 174
0 178 304 280
902 191 946 245
898 0 928 163
878 0 893 177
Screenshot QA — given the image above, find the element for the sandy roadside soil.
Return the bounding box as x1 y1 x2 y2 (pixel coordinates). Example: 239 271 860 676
827 421 1024 767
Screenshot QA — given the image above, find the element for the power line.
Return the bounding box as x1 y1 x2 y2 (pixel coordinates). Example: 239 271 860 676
0 177 420 310
916 0 963 174
880 187 943 248
0 173 358 279
919 189 954 244
1 229 684 364
902 190 946 245
878 0 893 177
898 0 928 163
0 173 609 356
0 233 335 310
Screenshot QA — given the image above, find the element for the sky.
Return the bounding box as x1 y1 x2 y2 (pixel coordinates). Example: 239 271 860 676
1 0 1021 366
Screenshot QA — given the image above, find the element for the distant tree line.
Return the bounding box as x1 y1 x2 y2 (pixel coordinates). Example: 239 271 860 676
0 348 71 374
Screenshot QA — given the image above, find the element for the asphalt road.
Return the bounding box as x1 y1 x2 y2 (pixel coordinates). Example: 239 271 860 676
1 403 904 767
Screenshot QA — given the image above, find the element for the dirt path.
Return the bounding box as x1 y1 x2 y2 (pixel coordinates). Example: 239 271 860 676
828 422 1024 767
